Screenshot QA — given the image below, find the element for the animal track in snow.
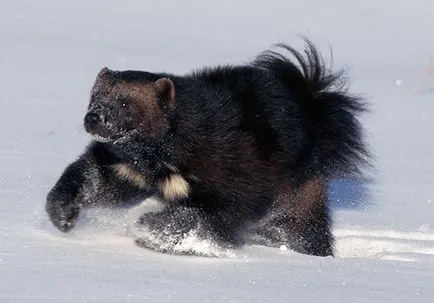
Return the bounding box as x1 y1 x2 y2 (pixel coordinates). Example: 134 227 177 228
335 229 434 262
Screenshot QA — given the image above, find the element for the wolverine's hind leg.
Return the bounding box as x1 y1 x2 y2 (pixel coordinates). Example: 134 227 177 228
286 177 333 256
254 177 333 256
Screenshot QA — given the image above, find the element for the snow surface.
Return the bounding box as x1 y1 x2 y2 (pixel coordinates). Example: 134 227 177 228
1 0 434 302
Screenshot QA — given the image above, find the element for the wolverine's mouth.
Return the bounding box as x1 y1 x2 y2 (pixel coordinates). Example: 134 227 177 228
84 122 113 140
89 133 112 143
87 128 138 144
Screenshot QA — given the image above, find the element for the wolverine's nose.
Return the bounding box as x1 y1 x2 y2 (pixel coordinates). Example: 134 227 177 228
84 112 100 129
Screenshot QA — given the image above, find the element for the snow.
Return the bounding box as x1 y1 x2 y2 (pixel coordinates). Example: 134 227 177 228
1 0 434 302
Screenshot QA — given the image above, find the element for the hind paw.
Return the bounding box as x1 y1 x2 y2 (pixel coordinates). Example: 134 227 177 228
134 208 224 256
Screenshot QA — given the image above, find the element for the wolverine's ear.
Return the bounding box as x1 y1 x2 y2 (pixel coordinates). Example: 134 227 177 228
155 78 175 109
94 67 115 87
96 67 112 79
92 67 114 95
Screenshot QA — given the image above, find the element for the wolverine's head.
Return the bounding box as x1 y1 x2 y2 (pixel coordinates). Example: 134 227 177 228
84 67 176 142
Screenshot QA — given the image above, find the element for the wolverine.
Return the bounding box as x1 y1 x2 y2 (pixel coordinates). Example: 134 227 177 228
46 40 369 257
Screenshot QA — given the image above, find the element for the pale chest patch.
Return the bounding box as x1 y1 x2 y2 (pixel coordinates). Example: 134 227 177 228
110 163 148 189
159 173 190 201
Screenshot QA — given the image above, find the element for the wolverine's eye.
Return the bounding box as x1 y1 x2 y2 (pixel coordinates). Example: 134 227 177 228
117 95 131 109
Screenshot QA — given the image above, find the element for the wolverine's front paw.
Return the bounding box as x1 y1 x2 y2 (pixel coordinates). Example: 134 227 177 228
45 198 80 232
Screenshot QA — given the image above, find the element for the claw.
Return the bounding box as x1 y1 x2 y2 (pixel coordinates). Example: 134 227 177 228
56 218 77 232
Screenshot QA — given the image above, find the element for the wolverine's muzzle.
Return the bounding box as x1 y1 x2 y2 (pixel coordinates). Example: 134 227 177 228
84 112 100 130
84 110 112 139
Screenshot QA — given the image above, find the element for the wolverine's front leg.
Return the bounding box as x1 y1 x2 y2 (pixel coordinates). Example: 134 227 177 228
46 142 152 232
46 154 95 232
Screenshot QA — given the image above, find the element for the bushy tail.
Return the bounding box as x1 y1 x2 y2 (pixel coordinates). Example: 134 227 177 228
254 39 369 177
